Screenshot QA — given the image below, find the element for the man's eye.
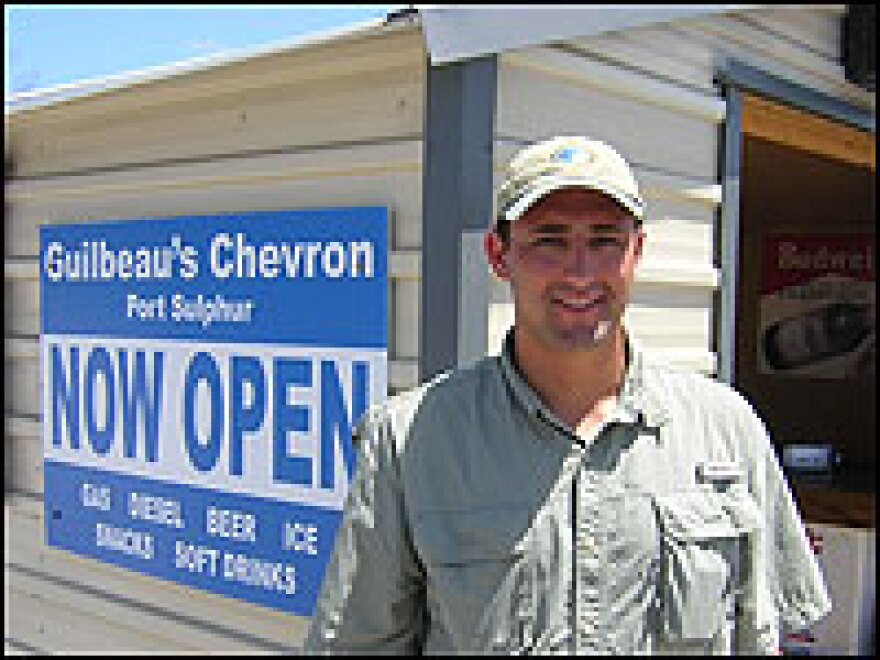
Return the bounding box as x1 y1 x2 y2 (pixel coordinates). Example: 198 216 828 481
533 236 566 247
590 237 624 248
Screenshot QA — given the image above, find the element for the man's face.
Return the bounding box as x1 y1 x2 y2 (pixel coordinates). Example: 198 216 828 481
486 188 644 353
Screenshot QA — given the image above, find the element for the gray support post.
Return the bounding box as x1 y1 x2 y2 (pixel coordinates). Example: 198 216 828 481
717 85 743 386
421 55 497 382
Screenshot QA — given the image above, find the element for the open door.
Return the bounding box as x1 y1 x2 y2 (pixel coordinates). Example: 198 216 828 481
735 92 875 522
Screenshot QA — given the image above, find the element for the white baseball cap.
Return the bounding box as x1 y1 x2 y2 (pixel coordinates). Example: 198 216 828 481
496 136 646 225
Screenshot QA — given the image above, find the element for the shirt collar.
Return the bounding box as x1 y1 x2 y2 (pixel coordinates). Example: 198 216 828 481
498 328 669 430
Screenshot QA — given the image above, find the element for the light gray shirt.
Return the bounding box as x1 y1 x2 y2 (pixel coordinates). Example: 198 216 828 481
304 332 831 655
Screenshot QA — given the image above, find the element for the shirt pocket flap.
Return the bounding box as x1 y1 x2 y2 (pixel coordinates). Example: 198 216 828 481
413 507 530 566
654 486 762 542
653 486 763 642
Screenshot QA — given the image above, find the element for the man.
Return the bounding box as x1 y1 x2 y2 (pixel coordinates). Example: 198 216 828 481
304 136 831 654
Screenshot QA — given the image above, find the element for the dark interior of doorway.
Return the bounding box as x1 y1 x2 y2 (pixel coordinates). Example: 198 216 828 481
735 123 875 525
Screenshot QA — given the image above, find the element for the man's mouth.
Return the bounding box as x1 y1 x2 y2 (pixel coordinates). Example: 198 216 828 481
551 292 607 311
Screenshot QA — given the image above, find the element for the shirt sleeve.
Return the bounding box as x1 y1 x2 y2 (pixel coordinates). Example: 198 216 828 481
736 410 833 654
302 408 426 655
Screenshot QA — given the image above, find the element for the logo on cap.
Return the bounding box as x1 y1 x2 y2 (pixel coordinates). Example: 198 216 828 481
553 147 594 166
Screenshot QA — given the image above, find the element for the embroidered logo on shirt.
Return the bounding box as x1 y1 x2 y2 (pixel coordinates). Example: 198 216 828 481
696 461 743 483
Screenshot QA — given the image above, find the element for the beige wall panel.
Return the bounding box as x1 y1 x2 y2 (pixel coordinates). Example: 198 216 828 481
487 274 512 306
7 141 423 257
641 196 716 225
562 25 720 94
7 28 423 128
642 198 716 272
625 299 713 350
737 5 843 60
9 25 426 177
668 13 874 111
11 66 423 179
7 497 310 651
497 63 718 181
5 640 40 655
5 279 39 338
5 336 40 359
6 567 267 654
5 581 203 654
487 303 513 358
5 279 38 336
393 279 421 362
5 358 40 418
563 6 847 95
5 434 43 496
641 218 714 267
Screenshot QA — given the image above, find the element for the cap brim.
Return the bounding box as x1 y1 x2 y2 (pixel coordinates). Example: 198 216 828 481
502 176 644 224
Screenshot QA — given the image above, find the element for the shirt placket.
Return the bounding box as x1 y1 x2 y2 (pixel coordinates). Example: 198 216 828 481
573 454 604 654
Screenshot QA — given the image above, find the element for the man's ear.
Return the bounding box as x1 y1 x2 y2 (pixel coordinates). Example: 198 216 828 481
485 230 510 281
632 225 646 263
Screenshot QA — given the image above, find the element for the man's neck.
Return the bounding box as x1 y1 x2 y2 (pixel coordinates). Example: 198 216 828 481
513 327 628 433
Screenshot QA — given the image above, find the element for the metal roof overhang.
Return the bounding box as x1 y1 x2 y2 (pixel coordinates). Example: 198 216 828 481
419 5 758 66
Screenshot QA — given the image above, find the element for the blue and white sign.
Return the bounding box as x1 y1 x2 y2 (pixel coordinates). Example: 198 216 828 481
41 207 388 615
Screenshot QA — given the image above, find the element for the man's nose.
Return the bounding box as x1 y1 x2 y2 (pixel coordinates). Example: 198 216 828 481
561 242 598 278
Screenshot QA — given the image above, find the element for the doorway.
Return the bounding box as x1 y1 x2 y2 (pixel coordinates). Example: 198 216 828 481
735 93 875 476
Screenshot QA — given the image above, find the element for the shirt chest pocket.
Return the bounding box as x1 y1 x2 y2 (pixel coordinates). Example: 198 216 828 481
653 486 762 643
413 507 534 652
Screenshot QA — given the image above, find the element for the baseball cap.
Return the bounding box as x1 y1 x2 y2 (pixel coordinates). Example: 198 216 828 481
496 136 646 225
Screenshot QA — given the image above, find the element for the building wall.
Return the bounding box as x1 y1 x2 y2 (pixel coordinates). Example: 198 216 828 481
5 24 425 654
490 5 874 374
